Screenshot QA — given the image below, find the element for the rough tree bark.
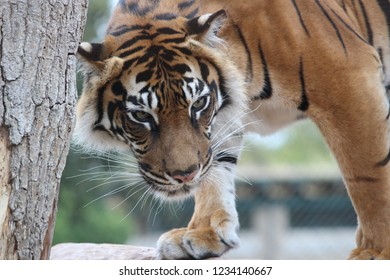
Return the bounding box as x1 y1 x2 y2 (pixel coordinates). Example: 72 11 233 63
0 0 88 259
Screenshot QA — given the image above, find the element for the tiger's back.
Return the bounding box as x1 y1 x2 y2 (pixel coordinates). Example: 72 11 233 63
76 0 390 260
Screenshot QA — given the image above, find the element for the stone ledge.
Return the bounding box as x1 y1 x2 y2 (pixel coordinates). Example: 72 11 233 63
50 243 157 260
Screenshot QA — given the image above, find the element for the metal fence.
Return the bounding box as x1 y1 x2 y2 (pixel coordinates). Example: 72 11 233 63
127 174 357 259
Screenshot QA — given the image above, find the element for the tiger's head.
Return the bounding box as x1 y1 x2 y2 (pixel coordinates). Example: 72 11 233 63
75 10 247 200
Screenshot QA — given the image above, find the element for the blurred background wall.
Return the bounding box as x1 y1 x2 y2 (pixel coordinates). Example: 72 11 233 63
53 0 357 259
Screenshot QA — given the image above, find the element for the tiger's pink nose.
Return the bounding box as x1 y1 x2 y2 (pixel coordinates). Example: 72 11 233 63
171 166 199 184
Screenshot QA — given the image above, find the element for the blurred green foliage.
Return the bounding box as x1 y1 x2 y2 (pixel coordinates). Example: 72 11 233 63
241 120 337 168
54 150 135 244
83 0 113 41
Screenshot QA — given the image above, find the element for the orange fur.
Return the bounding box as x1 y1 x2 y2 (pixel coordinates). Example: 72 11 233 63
76 0 390 259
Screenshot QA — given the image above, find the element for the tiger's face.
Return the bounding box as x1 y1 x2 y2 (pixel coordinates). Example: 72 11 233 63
75 11 246 200
109 52 224 199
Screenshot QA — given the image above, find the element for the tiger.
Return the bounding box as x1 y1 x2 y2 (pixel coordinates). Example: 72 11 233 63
75 0 390 259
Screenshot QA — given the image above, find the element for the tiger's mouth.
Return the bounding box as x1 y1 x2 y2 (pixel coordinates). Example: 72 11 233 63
139 155 213 200
148 182 200 200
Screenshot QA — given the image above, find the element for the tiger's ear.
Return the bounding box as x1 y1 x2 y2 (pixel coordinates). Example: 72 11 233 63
77 42 106 70
75 42 127 152
186 10 227 46
77 42 124 83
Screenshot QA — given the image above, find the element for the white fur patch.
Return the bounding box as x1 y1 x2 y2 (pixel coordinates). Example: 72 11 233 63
73 109 129 152
79 42 93 52
198 14 213 25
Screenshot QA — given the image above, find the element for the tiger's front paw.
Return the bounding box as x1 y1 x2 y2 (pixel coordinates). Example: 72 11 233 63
156 227 239 259
156 210 240 259
348 227 390 260
348 247 390 260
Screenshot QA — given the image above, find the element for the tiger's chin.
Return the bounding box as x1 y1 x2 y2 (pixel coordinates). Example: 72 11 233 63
149 182 201 201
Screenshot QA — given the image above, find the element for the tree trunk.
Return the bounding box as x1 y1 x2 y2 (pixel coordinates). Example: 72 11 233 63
0 0 87 260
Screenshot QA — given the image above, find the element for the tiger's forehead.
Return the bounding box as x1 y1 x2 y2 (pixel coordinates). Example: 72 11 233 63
107 21 190 63
125 70 208 112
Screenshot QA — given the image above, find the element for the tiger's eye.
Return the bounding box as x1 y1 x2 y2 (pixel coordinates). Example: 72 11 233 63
192 97 207 110
133 111 151 122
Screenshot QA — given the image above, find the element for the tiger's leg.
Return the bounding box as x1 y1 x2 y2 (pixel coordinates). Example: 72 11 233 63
309 60 390 260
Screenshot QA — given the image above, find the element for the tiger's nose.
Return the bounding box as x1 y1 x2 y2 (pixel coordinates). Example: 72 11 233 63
171 165 199 184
